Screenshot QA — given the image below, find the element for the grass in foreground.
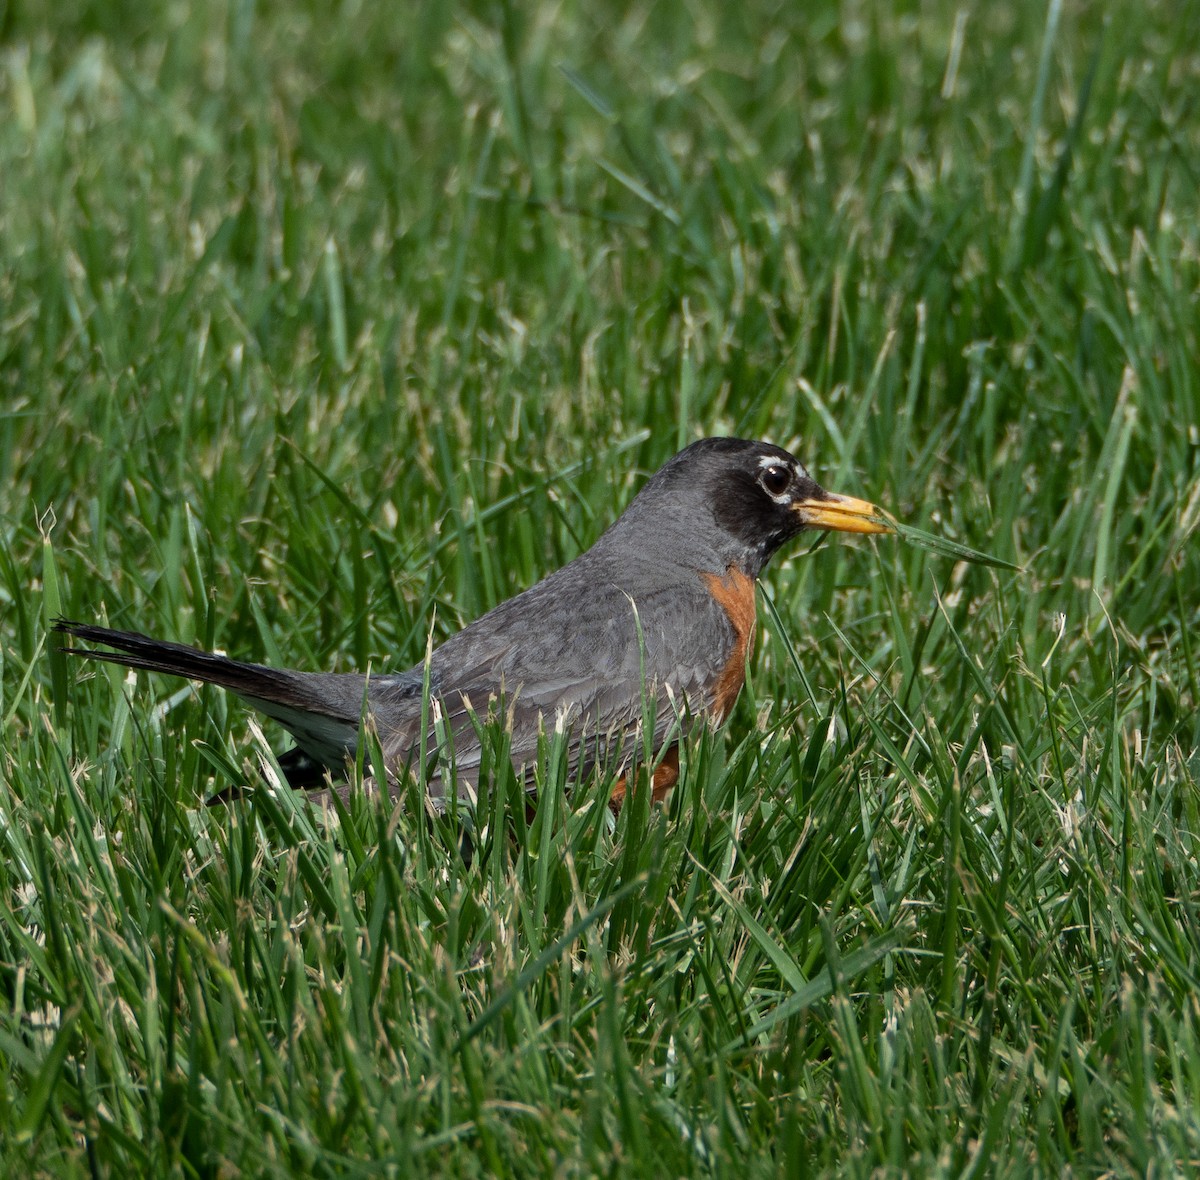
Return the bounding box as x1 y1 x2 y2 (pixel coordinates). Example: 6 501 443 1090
2 0 1199 1174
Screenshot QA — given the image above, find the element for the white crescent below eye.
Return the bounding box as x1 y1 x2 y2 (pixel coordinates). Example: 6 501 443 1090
757 460 794 502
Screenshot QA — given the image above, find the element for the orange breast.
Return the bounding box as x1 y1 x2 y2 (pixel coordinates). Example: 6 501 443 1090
608 746 680 812
702 566 757 724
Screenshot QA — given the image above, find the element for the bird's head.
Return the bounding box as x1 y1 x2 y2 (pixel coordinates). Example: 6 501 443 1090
620 437 893 578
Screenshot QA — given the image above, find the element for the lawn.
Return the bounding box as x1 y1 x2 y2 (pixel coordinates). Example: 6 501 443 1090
2 0 1198 1174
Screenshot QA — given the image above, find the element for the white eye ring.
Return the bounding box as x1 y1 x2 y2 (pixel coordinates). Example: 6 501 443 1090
759 463 792 499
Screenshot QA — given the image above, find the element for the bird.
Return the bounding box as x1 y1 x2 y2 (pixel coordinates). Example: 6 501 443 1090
55 437 892 809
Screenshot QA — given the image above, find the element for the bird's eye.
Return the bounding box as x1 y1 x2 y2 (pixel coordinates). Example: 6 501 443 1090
760 464 792 497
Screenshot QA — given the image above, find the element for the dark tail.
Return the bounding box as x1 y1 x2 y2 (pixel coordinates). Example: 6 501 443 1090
53 620 367 768
53 620 309 703
54 620 374 796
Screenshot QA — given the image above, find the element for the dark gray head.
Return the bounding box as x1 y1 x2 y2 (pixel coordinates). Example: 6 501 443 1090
604 437 889 579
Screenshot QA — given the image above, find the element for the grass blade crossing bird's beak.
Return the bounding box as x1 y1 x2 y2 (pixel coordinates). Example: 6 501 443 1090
795 492 895 535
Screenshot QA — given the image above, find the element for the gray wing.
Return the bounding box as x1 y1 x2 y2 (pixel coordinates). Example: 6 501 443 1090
369 567 740 801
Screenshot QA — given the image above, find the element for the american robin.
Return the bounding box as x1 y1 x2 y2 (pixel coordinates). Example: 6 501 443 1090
55 437 891 808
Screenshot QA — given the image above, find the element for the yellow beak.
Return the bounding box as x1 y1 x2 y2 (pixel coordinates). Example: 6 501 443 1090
793 492 895 535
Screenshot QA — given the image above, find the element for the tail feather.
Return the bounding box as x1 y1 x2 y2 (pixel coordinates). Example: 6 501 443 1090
55 621 310 702
53 620 365 767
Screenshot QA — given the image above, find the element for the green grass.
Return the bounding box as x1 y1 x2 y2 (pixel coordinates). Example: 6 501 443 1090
2 0 1199 1174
